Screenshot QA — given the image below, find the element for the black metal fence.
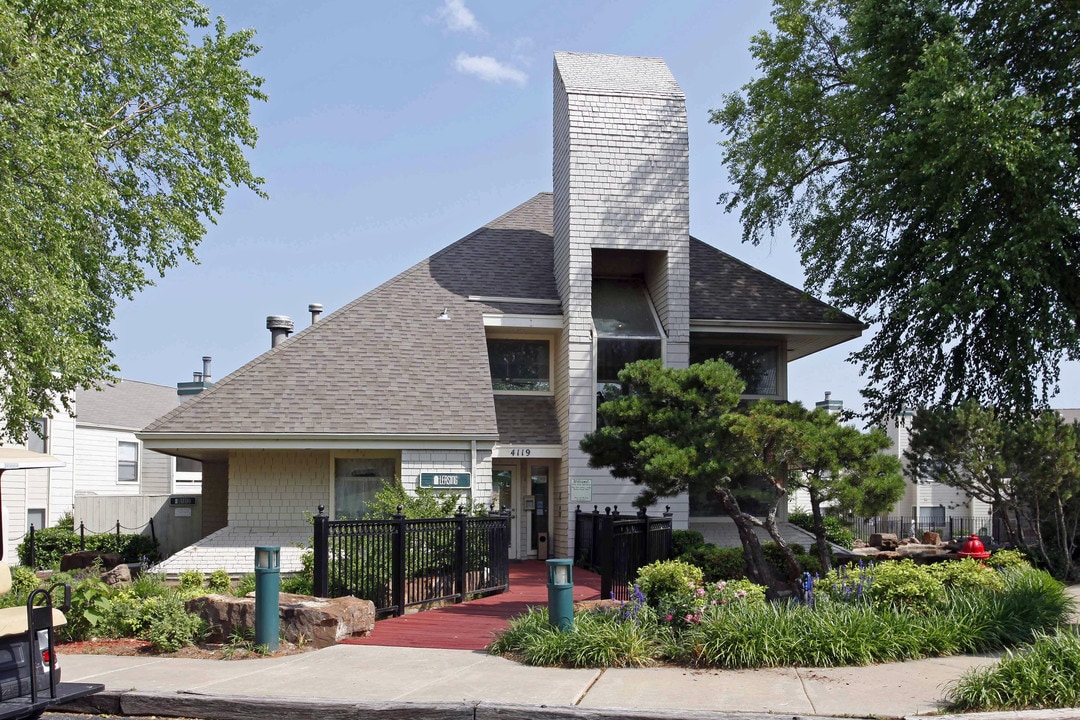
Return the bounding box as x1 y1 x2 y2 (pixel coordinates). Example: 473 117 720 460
312 505 511 617
574 505 672 601
839 514 1004 544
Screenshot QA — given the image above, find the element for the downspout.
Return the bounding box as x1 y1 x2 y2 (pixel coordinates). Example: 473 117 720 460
471 440 477 504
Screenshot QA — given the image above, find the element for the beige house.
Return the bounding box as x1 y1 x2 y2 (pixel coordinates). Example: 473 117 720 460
140 53 863 574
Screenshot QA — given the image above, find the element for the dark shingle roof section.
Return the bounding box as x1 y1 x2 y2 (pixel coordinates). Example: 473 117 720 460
494 396 561 445
77 380 180 430
143 195 562 437
689 238 862 326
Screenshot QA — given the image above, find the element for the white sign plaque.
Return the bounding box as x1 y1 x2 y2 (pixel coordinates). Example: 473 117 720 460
571 478 592 502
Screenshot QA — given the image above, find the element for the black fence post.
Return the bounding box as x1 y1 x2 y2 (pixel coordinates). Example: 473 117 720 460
598 507 613 600
148 518 157 549
391 511 406 617
116 520 121 544
313 505 329 598
79 522 85 551
454 507 467 603
573 505 581 565
638 507 650 569
28 525 35 569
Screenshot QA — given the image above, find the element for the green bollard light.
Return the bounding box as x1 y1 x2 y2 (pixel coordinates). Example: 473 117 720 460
254 546 280 651
546 558 574 631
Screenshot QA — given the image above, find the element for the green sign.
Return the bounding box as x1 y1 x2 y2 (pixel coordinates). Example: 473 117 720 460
419 472 471 489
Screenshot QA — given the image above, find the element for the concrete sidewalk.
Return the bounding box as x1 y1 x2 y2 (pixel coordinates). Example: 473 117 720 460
55 644 1008 720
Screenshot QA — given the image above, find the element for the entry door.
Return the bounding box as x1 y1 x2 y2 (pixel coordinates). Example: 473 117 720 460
491 465 519 559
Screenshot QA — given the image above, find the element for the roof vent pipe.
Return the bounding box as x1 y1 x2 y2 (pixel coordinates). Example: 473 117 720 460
193 372 203 382
201 356 212 383
266 315 294 348
308 303 323 325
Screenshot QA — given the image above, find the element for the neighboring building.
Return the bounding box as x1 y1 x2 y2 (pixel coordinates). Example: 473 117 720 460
0 377 205 559
140 53 864 574
1 411 76 560
884 411 991 530
74 379 203 497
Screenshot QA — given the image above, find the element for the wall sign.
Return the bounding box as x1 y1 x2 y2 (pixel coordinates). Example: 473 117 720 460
419 472 472 489
571 478 592 502
170 497 197 505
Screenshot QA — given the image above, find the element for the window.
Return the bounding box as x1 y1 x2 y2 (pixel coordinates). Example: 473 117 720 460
690 337 780 396
689 473 776 517
334 457 396 519
175 456 202 484
593 279 663 413
27 418 47 453
118 441 139 483
487 338 551 391
26 508 46 532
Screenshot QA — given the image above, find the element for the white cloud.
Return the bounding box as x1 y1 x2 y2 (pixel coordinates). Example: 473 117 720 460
453 53 527 86
435 0 481 33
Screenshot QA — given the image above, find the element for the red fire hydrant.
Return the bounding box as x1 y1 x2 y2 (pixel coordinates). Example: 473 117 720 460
957 534 991 561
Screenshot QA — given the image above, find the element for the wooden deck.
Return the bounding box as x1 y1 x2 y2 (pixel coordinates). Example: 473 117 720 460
340 560 602 650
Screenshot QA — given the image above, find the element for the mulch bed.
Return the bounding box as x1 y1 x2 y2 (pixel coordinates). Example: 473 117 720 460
58 637 313 660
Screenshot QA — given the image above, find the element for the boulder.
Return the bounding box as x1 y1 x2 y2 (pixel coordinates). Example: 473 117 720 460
868 533 899 550
185 593 375 649
59 551 123 571
100 563 132 587
922 531 942 545
278 593 375 648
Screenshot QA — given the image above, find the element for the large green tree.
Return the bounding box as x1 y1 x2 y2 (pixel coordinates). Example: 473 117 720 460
906 402 1080 579
580 359 784 592
0 0 265 442
746 402 903 572
714 0 1080 422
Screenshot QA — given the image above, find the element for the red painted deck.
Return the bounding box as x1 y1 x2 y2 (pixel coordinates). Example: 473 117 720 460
340 561 602 651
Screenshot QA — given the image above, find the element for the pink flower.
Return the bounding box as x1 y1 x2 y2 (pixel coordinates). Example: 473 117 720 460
665 614 673 622
735 590 747 598
710 599 717 605
696 587 706 597
716 582 727 591
685 614 694 622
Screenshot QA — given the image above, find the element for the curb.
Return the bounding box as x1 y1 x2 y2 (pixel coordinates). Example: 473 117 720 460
51 689 867 720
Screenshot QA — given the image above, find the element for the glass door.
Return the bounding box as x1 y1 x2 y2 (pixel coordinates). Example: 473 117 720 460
529 464 549 557
492 465 518 559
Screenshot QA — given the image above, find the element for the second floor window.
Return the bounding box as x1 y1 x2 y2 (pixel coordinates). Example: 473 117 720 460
488 338 551 392
118 441 139 483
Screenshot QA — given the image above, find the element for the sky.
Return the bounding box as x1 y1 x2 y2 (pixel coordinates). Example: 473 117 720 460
107 0 1080 418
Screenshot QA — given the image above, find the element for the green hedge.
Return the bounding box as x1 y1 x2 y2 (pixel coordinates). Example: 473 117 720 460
17 526 160 570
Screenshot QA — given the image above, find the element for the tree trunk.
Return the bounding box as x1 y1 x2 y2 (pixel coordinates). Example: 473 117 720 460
761 485 802 585
715 482 774 591
808 490 832 574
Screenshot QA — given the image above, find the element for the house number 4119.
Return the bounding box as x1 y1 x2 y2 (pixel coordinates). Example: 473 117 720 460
509 448 532 457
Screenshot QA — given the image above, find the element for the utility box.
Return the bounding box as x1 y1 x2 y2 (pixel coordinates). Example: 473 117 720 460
537 532 548 560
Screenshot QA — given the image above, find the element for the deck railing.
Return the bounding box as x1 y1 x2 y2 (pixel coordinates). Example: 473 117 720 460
312 505 510 617
574 505 672 601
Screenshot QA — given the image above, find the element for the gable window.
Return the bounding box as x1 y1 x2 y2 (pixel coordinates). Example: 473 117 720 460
488 338 551 392
118 441 139 483
334 457 397 519
690 337 780 397
593 279 662 411
27 418 47 453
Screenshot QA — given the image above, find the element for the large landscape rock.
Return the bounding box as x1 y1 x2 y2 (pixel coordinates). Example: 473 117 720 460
185 593 375 649
868 533 899 550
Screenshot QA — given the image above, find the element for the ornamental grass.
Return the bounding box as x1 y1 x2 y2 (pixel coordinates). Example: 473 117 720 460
489 562 1075 670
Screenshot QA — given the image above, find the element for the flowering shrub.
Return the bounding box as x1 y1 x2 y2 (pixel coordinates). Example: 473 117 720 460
653 578 766 629
635 560 704 605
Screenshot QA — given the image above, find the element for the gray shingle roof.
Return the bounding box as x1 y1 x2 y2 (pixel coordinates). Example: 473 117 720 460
554 52 683 99
689 238 862 326
494 396 561 445
76 380 180 430
144 192 860 437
